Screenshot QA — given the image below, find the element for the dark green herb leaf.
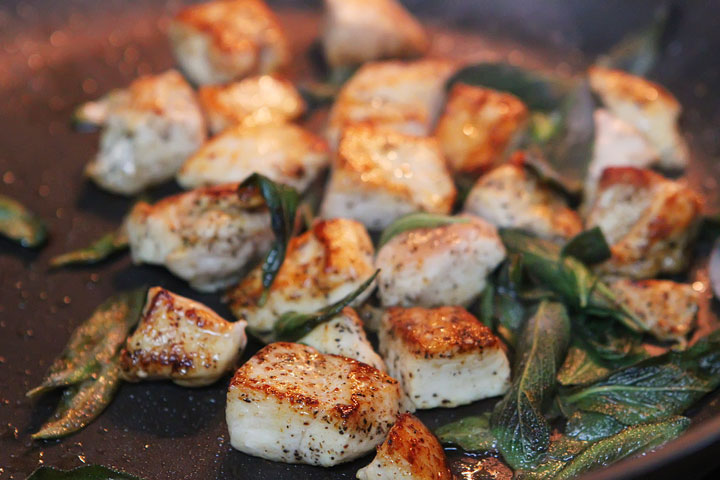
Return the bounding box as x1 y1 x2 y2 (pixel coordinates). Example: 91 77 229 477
520 148 583 198
490 301 571 469
561 227 611 265
378 213 470 248
477 281 495 329
494 292 525 348
514 436 588 480
0 194 47 247
435 413 497 453
557 338 612 387
565 411 625 442
298 65 357 111
50 229 128 268
28 465 144 480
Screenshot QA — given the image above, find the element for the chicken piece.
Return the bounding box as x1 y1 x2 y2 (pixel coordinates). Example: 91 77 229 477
379 306 511 409
126 183 272 292
588 66 689 169
177 123 329 191
168 0 289 86
375 215 505 307
120 287 246 387
322 0 428 69
320 126 456 230
226 342 413 466
585 167 702 279
435 83 528 175
326 59 457 148
298 307 385 371
229 219 376 343
198 75 305 134
609 279 700 343
464 153 582 239
80 70 206 196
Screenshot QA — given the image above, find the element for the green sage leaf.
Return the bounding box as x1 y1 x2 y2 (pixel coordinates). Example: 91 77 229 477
378 213 470 248
519 148 583 198
27 464 144 480
50 229 129 268
561 227 611 265
0 194 47 247
565 411 625 442
435 413 497 453
514 435 588 480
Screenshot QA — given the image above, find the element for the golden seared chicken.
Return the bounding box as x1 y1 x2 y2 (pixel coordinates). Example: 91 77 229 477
198 75 305 134
464 153 583 239
588 66 689 169
126 183 273 292
321 0 429 69
356 413 452 480
298 307 386 372
229 219 376 343
379 306 511 409
177 123 329 191
375 215 505 307
585 167 702 279
79 70 206 196
435 83 528 175
326 59 457 148
320 126 456 230
168 0 289 86
120 287 246 387
226 342 413 466
609 279 700 343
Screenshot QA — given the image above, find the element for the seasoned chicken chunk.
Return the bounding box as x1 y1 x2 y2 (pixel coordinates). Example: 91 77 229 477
298 307 385 371
588 66 689 169
464 153 582 239
126 183 272 292
229 219 376 343
120 287 246 387
326 59 457 148
226 342 413 466
609 279 700 343
357 413 452 480
435 83 528 175
177 123 329 191
322 0 429 69
80 70 206 195
379 306 511 409
198 75 305 134
320 126 456 230
586 167 702 278
168 0 289 86
375 215 505 307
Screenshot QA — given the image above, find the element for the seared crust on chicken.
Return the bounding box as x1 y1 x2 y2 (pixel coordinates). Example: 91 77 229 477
168 0 289 85
120 287 246 387
356 413 452 480
228 218 376 343
585 167 702 278
226 342 413 466
126 183 273 292
320 125 456 230
177 123 329 191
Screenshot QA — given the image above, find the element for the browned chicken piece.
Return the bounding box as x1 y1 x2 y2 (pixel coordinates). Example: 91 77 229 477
168 0 289 86
121 287 247 387
356 413 452 480
585 167 702 278
435 83 529 175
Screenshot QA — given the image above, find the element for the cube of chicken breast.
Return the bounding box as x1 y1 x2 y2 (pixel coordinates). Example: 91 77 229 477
322 0 429 69
177 123 329 191
609 279 700 343
229 219 376 343
321 126 456 230
120 287 246 387
81 70 206 196
588 66 689 169
298 307 385 371
357 413 452 480
435 83 529 175
379 306 511 409
226 342 413 466
375 215 505 307
168 0 289 86
326 59 457 148
586 167 702 279
126 183 273 292
198 75 305 135
464 153 582 239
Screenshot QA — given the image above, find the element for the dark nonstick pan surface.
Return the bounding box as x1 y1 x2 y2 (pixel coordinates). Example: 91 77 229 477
1 1 720 479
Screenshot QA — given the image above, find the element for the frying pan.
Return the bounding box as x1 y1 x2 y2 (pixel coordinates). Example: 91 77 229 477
1 1 719 478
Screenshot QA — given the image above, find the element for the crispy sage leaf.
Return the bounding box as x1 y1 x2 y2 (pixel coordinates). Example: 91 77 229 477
50 228 129 268
378 213 470 247
557 338 612 387
0 194 48 247
274 270 379 342
561 227 611 265
520 148 583 198
565 411 625 442
513 435 588 480
28 465 143 480
490 301 571 469
435 413 497 453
